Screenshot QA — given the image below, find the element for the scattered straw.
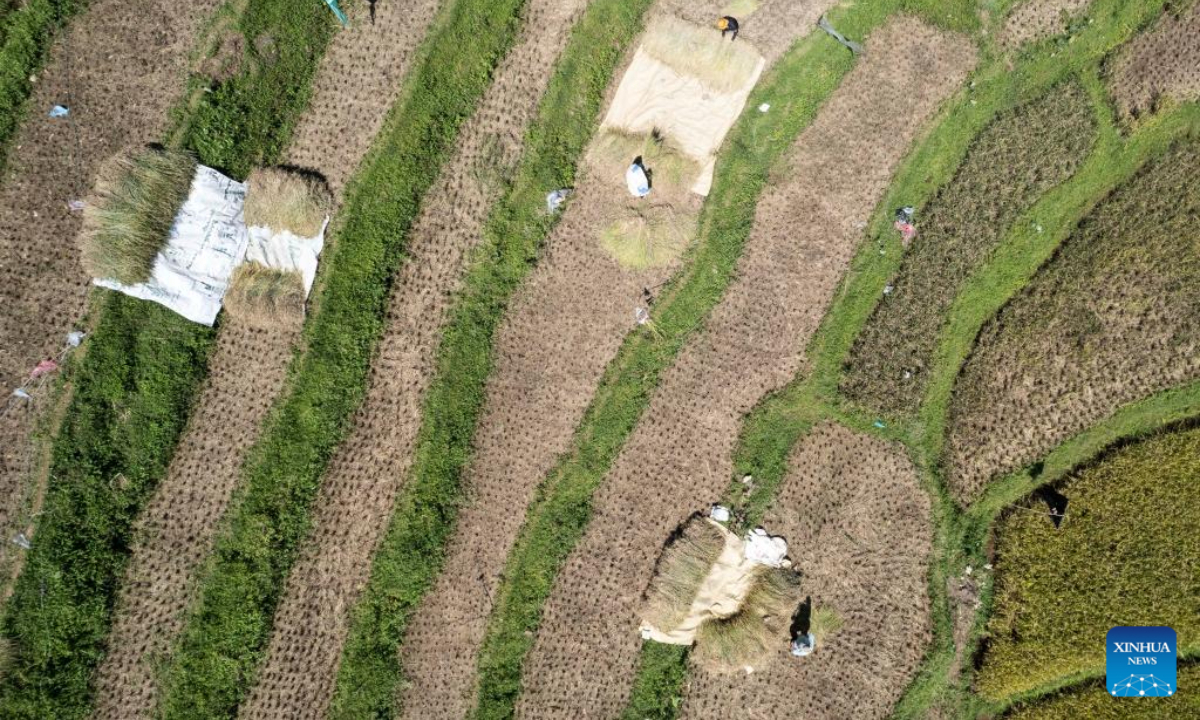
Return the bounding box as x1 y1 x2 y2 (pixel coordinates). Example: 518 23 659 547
244 168 332 237
643 518 726 632
692 567 802 672
80 147 197 284
721 0 761 17
599 203 696 270
640 14 763 94
809 606 844 642
590 127 703 193
223 262 305 330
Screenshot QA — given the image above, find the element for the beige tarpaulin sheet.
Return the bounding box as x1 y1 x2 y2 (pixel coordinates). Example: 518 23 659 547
600 25 765 195
640 520 788 645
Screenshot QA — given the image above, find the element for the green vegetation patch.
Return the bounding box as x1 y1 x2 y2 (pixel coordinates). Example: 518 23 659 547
153 0 538 716
1004 665 1200 719
840 81 1095 416
0 0 83 173
0 1 336 717
976 426 1200 700
327 0 655 716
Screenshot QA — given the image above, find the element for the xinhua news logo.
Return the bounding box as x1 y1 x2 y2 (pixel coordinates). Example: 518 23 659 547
1107 626 1177 697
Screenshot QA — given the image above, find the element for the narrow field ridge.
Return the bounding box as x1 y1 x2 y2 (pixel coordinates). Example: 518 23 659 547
237 0 592 716
517 17 975 718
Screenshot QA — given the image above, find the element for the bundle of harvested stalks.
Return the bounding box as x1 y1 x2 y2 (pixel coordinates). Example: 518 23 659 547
642 518 726 631
692 567 802 672
599 203 696 269
244 168 332 237
223 262 305 330
640 14 762 93
589 128 702 193
80 147 197 284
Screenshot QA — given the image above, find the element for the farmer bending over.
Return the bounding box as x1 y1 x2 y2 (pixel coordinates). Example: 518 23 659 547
716 16 740 41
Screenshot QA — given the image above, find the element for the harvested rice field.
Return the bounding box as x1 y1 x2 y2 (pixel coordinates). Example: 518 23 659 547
1 1 1197 719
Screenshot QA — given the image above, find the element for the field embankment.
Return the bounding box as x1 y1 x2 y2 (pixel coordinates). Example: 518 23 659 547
236 1 595 717
89 319 299 720
516 18 974 718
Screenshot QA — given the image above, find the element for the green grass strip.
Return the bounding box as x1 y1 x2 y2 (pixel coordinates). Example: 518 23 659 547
619 643 690 720
0 2 336 717
0 0 84 173
326 0 654 716
152 0 535 717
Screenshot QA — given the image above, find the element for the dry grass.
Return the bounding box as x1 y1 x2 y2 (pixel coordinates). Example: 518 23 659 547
808 606 843 643
692 567 801 672
80 147 197 284
222 262 305 330
640 14 762 94
599 203 696 269
244 168 332 237
721 0 761 18
589 127 703 193
642 518 726 632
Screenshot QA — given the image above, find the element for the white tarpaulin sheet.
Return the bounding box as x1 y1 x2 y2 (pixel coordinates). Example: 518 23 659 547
93 165 327 326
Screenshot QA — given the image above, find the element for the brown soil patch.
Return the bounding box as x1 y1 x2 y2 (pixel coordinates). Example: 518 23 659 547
0 0 222 614
89 317 299 720
394 2 843 716
1107 1 1200 125
679 423 931 719
235 3 599 718
999 0 1093 49
517 19 974 719
91 2 443 717
946 142 1200 502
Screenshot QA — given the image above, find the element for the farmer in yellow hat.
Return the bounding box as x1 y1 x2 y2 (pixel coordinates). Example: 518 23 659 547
716 15 740 41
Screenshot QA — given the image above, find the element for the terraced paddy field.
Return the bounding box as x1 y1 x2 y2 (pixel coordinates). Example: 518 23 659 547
0 0 1196 719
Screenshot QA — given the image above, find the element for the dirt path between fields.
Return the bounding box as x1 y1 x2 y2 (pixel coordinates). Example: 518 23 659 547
235 2 595 718
394 3 839 717
89 2 440 717
516 19 975 718
0 0 222 620
679 423 932 719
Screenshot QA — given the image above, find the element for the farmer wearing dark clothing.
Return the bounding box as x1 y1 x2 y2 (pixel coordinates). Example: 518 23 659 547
716 16 740 40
